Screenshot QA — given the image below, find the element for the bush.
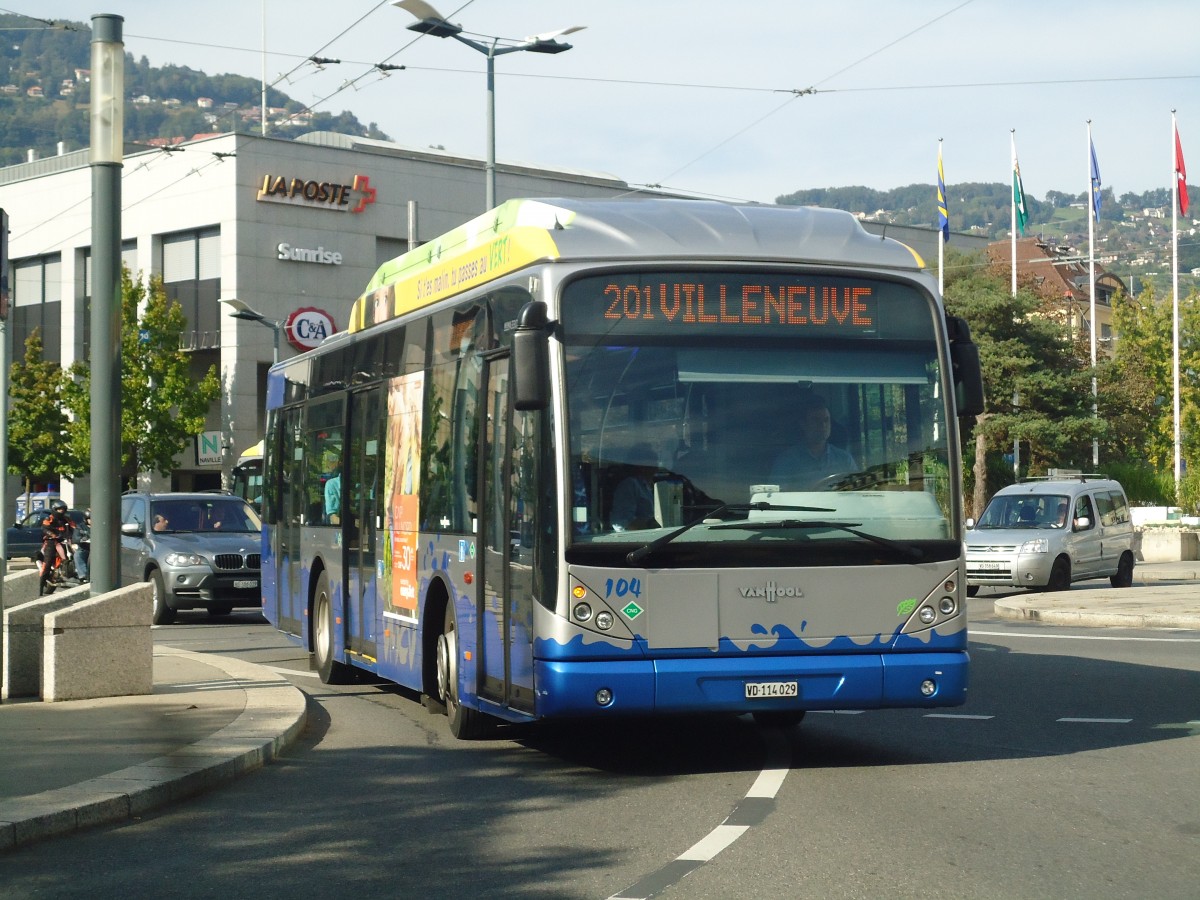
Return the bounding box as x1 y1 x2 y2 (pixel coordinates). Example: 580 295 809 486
1102 461 1175 506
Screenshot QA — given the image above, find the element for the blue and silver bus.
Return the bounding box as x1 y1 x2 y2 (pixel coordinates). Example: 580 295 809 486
260 197 985 738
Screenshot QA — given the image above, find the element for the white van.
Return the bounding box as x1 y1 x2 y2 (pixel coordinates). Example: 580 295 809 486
965 476 1135 594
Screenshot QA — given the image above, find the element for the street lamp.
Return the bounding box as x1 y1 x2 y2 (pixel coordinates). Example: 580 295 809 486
393 0 584 211
220 298 283 364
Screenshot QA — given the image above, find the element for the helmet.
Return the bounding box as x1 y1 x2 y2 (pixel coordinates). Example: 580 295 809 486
50 500 68 514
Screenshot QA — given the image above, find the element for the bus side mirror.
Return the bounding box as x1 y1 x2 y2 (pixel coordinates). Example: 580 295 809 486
512 300 550 411
946 315 985 418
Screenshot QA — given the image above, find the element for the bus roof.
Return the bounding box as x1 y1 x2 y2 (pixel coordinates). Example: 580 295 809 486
348 197 927 334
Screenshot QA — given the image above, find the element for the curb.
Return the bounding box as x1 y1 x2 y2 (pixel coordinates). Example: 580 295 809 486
0 647 307 852
993 586 1200 630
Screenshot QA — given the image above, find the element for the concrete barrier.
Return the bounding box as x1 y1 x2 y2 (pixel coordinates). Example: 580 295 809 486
2 577 89 700
1139 530 1200 563
42 584 153 702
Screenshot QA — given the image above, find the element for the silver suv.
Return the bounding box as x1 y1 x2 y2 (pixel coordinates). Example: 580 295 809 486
119 491 262 624
965 476 1135 594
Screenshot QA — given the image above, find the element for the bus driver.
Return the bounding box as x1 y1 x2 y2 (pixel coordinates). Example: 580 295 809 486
769 395 858 490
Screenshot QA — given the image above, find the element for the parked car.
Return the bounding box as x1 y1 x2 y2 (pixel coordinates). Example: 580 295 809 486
965 476 1136 595
119 491 262 624
6 508 87 560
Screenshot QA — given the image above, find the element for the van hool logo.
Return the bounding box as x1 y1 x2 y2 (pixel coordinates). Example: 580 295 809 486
256 173 377 213
740 581 804 602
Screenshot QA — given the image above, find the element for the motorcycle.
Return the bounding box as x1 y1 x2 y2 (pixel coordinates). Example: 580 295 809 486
38 536 81 595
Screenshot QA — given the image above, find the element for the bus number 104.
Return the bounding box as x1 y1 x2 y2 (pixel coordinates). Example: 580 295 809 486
605 577 642 599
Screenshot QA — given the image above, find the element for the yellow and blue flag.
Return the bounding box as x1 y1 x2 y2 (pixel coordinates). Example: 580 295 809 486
937 145 949 242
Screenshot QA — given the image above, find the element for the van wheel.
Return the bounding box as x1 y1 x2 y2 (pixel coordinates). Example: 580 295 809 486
1110 552 1135 588
1046 557 1071 592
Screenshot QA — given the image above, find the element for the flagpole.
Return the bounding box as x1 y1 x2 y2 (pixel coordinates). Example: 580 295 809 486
1088 120 1099 468
1010 129 1020 480
938 138 945 295
1010 130 1018 296
1172 110 1182 489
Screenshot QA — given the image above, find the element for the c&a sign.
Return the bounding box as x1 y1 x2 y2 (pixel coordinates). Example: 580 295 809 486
257 173 377 214
286 307 337 352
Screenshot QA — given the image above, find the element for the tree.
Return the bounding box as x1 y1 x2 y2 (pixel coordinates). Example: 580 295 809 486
943 258 1099 516
7 328 85 499
1101 283 1200 472
63 270 221 481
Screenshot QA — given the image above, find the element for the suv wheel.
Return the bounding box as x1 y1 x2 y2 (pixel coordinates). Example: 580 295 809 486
150 569 176 625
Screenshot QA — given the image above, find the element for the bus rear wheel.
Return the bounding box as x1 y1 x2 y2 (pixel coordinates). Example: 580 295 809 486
436 604 493 740
313 571 352 684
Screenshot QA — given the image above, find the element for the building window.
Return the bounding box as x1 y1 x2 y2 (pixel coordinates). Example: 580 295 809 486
12 255 62 363
160 227 220 350
79 242 137 360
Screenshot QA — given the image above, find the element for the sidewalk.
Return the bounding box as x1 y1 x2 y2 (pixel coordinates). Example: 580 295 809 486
0 645 307 851
991 559 1200 629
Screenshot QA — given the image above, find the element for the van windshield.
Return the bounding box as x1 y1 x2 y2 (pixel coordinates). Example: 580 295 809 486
976 494 1071 529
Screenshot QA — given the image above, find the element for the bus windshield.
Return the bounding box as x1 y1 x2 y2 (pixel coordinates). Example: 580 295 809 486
562 270 955 564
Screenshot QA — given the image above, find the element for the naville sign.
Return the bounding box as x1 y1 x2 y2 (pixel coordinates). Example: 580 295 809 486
196 431 223 466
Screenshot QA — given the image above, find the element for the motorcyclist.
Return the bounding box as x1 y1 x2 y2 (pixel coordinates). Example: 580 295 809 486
40 500 77 591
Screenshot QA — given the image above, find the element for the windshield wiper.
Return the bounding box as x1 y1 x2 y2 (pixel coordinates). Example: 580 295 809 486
625 501 833 566
710 518 926 560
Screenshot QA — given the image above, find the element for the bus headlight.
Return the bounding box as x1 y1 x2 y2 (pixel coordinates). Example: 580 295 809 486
939 596 957 616
918 605 937 624
573 602 592 622
595 610 614 630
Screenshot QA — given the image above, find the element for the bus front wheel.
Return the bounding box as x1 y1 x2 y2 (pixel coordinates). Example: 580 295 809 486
436 604 493 740
313 571 353 684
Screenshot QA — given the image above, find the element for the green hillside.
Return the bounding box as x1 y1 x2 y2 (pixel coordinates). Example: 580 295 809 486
0 14 388 166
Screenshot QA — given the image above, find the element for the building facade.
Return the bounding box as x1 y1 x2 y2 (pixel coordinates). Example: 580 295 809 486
0 130 639 508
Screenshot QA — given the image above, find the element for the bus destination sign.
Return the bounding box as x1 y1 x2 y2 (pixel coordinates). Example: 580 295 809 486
563 272 930 337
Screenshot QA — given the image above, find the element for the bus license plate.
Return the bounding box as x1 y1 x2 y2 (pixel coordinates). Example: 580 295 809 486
233 579 258 589
745 681 798 699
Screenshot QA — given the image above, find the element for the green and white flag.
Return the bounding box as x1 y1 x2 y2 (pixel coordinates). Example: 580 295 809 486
1012 141 1029 236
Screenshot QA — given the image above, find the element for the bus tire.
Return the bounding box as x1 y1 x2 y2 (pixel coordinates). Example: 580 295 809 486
313 570 353 684
437 603 493 740
752 710 806 729
150 569 176 625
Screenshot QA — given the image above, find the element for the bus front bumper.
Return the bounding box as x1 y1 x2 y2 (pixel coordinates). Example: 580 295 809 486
534 652 968 718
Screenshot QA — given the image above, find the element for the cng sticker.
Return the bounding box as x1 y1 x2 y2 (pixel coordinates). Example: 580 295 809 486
622 600 644 620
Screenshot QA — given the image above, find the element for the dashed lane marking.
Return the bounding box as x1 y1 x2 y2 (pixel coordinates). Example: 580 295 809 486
607 726 791 900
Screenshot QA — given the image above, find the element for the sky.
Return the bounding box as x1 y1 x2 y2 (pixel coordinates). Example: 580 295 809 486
12 1 1200 206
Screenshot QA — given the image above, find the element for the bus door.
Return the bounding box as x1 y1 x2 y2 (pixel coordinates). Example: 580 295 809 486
346 387 382 660
478 355 536 713
275 406 305 635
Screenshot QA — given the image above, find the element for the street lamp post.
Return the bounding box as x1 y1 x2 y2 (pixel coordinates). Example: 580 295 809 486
393 0 584 211
220 298 283 364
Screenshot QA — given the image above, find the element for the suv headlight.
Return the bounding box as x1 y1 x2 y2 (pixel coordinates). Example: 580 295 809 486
1019 538 1049 554
164 551 207 567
